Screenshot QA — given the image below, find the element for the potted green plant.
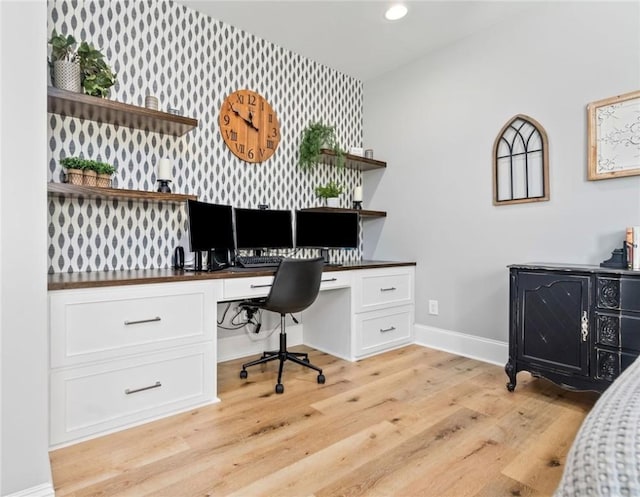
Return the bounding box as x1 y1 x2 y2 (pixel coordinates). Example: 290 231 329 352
48 30 81 92
299 122 345 170
60 156 86 185
315 181 343 208
77 41 116 98
95 162 116 188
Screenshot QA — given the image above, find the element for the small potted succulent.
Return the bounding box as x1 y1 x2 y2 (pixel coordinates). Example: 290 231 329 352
60 156 85 185
299 122 345 170
95 162 116 188
315 181 343 208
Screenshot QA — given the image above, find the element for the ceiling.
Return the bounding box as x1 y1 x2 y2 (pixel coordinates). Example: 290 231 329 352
177 0 539 81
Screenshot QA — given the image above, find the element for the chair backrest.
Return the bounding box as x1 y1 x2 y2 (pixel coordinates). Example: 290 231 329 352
262 257 324 315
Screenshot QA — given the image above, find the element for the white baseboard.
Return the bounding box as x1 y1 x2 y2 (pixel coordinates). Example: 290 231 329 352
4 483 55 497
414 324 508 366
217 324 303 363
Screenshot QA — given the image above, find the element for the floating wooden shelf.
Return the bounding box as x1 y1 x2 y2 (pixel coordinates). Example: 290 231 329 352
319 149 386 171
47 86 198 136
47 183 196 203
302 206 387 218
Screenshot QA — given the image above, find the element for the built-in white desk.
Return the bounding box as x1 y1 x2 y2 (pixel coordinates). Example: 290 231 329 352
47 261 416 447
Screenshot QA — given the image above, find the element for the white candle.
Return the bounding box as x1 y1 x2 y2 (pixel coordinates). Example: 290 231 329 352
353 186 363 202
157 158 172 180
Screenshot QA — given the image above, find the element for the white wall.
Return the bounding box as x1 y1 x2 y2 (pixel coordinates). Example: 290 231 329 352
363 2 640 343
0 1 52 495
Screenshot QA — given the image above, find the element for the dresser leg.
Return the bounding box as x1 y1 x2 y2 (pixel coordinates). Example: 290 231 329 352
505 360 517 392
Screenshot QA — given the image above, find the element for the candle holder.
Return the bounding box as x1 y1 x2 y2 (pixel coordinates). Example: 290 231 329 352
352 200 362 210
157 179 172 193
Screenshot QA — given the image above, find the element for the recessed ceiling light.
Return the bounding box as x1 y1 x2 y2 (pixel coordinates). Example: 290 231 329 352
385 4 408 21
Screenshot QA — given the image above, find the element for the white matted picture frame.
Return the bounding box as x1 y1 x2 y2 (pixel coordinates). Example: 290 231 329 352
587 89 640 180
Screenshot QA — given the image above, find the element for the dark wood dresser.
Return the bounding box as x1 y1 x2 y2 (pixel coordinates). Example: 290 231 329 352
506 263 640 393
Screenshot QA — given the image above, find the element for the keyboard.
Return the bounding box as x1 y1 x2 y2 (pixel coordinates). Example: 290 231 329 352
235 255 284 268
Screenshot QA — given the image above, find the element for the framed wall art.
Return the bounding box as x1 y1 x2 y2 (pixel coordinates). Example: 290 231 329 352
587 90 640 180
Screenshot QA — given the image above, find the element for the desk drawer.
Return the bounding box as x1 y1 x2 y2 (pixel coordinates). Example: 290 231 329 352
354 267 414 312
50 282 216 367
50 342 215 446
355 305 414 358
223 275 275 300
320 271 351 291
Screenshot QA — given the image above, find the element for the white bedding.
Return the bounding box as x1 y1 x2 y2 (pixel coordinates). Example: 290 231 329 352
554 356 640 497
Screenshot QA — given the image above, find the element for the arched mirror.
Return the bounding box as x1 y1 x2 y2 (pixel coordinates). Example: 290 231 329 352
493 115 549 205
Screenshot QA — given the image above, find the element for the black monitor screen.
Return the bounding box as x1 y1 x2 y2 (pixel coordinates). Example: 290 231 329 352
295 210 359 249
187 200 235 252
235 208 294 249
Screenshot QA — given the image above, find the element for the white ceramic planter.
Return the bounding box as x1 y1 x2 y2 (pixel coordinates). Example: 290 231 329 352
326 197 340 208
53 60 81 93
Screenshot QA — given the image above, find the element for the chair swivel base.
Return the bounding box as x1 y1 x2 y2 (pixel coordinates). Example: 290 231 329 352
239 339 325 394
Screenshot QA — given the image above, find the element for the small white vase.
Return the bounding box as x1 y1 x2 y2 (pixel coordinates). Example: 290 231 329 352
53 60 81 93
326 197 339 208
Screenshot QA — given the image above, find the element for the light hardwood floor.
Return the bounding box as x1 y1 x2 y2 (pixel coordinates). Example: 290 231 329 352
50 345 598 497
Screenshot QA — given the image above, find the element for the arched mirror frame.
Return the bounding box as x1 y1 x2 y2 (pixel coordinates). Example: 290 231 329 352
493 114 549 206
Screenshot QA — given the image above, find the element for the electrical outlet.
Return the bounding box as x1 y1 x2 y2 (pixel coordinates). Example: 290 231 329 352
428 300 439 315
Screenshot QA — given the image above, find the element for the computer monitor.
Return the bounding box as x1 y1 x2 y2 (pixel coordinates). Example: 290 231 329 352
295 210 359 249
186 199 235 270
234 208 294 250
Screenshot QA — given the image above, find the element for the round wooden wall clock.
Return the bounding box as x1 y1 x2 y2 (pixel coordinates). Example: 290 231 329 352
218 89 281 163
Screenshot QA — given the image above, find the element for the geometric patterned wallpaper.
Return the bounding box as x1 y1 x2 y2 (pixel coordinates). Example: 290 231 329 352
47 0 364 273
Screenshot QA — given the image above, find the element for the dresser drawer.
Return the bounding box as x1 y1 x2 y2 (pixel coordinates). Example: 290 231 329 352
50 282 217 367
355 305 414 358
223 275 275 300
594 347 639 382
354 267 414 312
595 312 640 352
597 277 640 312
50 342 215 446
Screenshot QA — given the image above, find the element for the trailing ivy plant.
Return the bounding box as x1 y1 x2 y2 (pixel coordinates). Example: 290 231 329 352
48 30 117 97
78 41 116 97
298 122 345 170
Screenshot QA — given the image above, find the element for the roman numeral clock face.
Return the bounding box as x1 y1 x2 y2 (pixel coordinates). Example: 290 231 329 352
218 89 281 163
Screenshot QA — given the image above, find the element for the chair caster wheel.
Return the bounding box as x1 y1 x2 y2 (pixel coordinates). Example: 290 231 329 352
275 383 284 394
240 370 248 379
317 374 325 384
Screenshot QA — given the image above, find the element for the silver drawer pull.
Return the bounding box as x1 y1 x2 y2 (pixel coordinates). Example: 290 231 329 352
250 283 273 289
125 381 162 395
380 326 396 333
124 316 161 326
322 278 338 283
380 287 397 292
581 311 589 342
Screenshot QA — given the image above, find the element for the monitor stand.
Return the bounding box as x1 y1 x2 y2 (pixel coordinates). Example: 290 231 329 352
320 248 330 264
207 249 227 272
187 250 227 272
193 251 203 272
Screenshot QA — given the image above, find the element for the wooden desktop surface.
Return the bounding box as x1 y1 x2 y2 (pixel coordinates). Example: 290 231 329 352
48 260 416 291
